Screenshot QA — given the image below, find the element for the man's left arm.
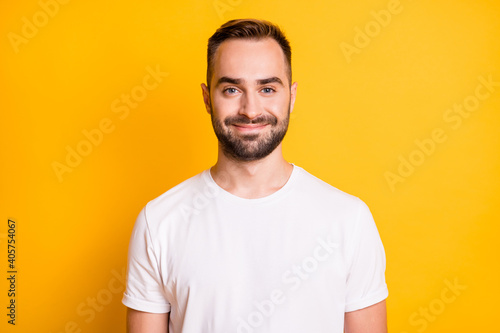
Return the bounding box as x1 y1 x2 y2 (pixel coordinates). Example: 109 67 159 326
344 199 389 332
344 300 387 333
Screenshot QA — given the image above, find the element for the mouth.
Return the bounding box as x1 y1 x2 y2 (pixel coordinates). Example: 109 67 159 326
232 124 269 132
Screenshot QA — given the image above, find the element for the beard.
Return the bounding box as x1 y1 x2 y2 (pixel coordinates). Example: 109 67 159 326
210 101 291 162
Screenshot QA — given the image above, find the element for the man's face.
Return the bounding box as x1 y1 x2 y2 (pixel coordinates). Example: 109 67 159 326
202 38 297 162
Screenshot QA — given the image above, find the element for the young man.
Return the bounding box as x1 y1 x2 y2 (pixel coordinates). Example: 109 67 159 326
123 19 388 333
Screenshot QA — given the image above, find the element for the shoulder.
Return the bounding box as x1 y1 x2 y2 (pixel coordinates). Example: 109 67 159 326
293 165 365 210
142 169 208 223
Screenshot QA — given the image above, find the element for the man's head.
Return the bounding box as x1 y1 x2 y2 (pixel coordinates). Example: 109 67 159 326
202 19 297 162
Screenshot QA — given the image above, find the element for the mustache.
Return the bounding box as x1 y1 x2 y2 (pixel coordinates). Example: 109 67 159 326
224 115 278 126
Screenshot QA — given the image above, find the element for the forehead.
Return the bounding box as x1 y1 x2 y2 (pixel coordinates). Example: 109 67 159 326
212 38 288 84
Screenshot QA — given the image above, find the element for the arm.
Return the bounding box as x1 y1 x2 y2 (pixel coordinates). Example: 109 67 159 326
344 300 387 333
124 208 171 331
127 308 169 333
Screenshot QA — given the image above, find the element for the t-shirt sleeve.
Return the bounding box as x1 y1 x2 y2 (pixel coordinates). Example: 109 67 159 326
122 205 171 313
344 199 388 312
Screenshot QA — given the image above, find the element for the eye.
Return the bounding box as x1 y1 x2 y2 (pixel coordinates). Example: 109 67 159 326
223 87 238 95
261 87 275 94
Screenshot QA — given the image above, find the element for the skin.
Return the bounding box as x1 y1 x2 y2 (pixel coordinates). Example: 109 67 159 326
127 37 387 333
127 308 169 333
345 300 388 333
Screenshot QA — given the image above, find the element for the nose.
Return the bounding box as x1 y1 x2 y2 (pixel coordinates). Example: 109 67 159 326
238 91 262 120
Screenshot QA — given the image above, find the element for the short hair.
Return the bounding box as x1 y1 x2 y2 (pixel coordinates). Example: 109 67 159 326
206 18 292 90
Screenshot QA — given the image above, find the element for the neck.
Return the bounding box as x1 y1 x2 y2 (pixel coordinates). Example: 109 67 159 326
210 144 293 199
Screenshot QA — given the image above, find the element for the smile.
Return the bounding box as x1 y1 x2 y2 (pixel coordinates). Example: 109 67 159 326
232 124 269 132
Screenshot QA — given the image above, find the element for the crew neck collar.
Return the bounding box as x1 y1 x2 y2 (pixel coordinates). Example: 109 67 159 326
203 163 298 204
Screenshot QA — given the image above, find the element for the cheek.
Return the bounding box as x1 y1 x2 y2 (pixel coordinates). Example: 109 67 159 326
212 95 239 115
263 95 289 114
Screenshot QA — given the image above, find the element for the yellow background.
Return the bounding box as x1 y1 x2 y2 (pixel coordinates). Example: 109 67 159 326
1 0 499 332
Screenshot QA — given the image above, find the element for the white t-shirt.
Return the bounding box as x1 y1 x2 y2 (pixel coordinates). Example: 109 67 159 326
122 164 388 332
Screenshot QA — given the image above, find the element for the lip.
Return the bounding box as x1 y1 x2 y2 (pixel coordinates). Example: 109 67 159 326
232 124 269 132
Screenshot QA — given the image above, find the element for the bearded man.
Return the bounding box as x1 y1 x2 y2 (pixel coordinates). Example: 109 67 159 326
123 18 389 333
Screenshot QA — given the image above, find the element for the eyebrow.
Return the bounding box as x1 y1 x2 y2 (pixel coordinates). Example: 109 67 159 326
215 76 284 88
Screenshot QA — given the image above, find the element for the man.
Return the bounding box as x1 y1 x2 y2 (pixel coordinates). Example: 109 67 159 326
123 19 388 333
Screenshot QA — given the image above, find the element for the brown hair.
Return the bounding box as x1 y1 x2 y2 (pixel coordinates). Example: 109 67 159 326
206 19 292 90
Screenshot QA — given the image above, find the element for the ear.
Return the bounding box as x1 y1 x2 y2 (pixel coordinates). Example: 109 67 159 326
289 81 298 113
201 83 212 114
